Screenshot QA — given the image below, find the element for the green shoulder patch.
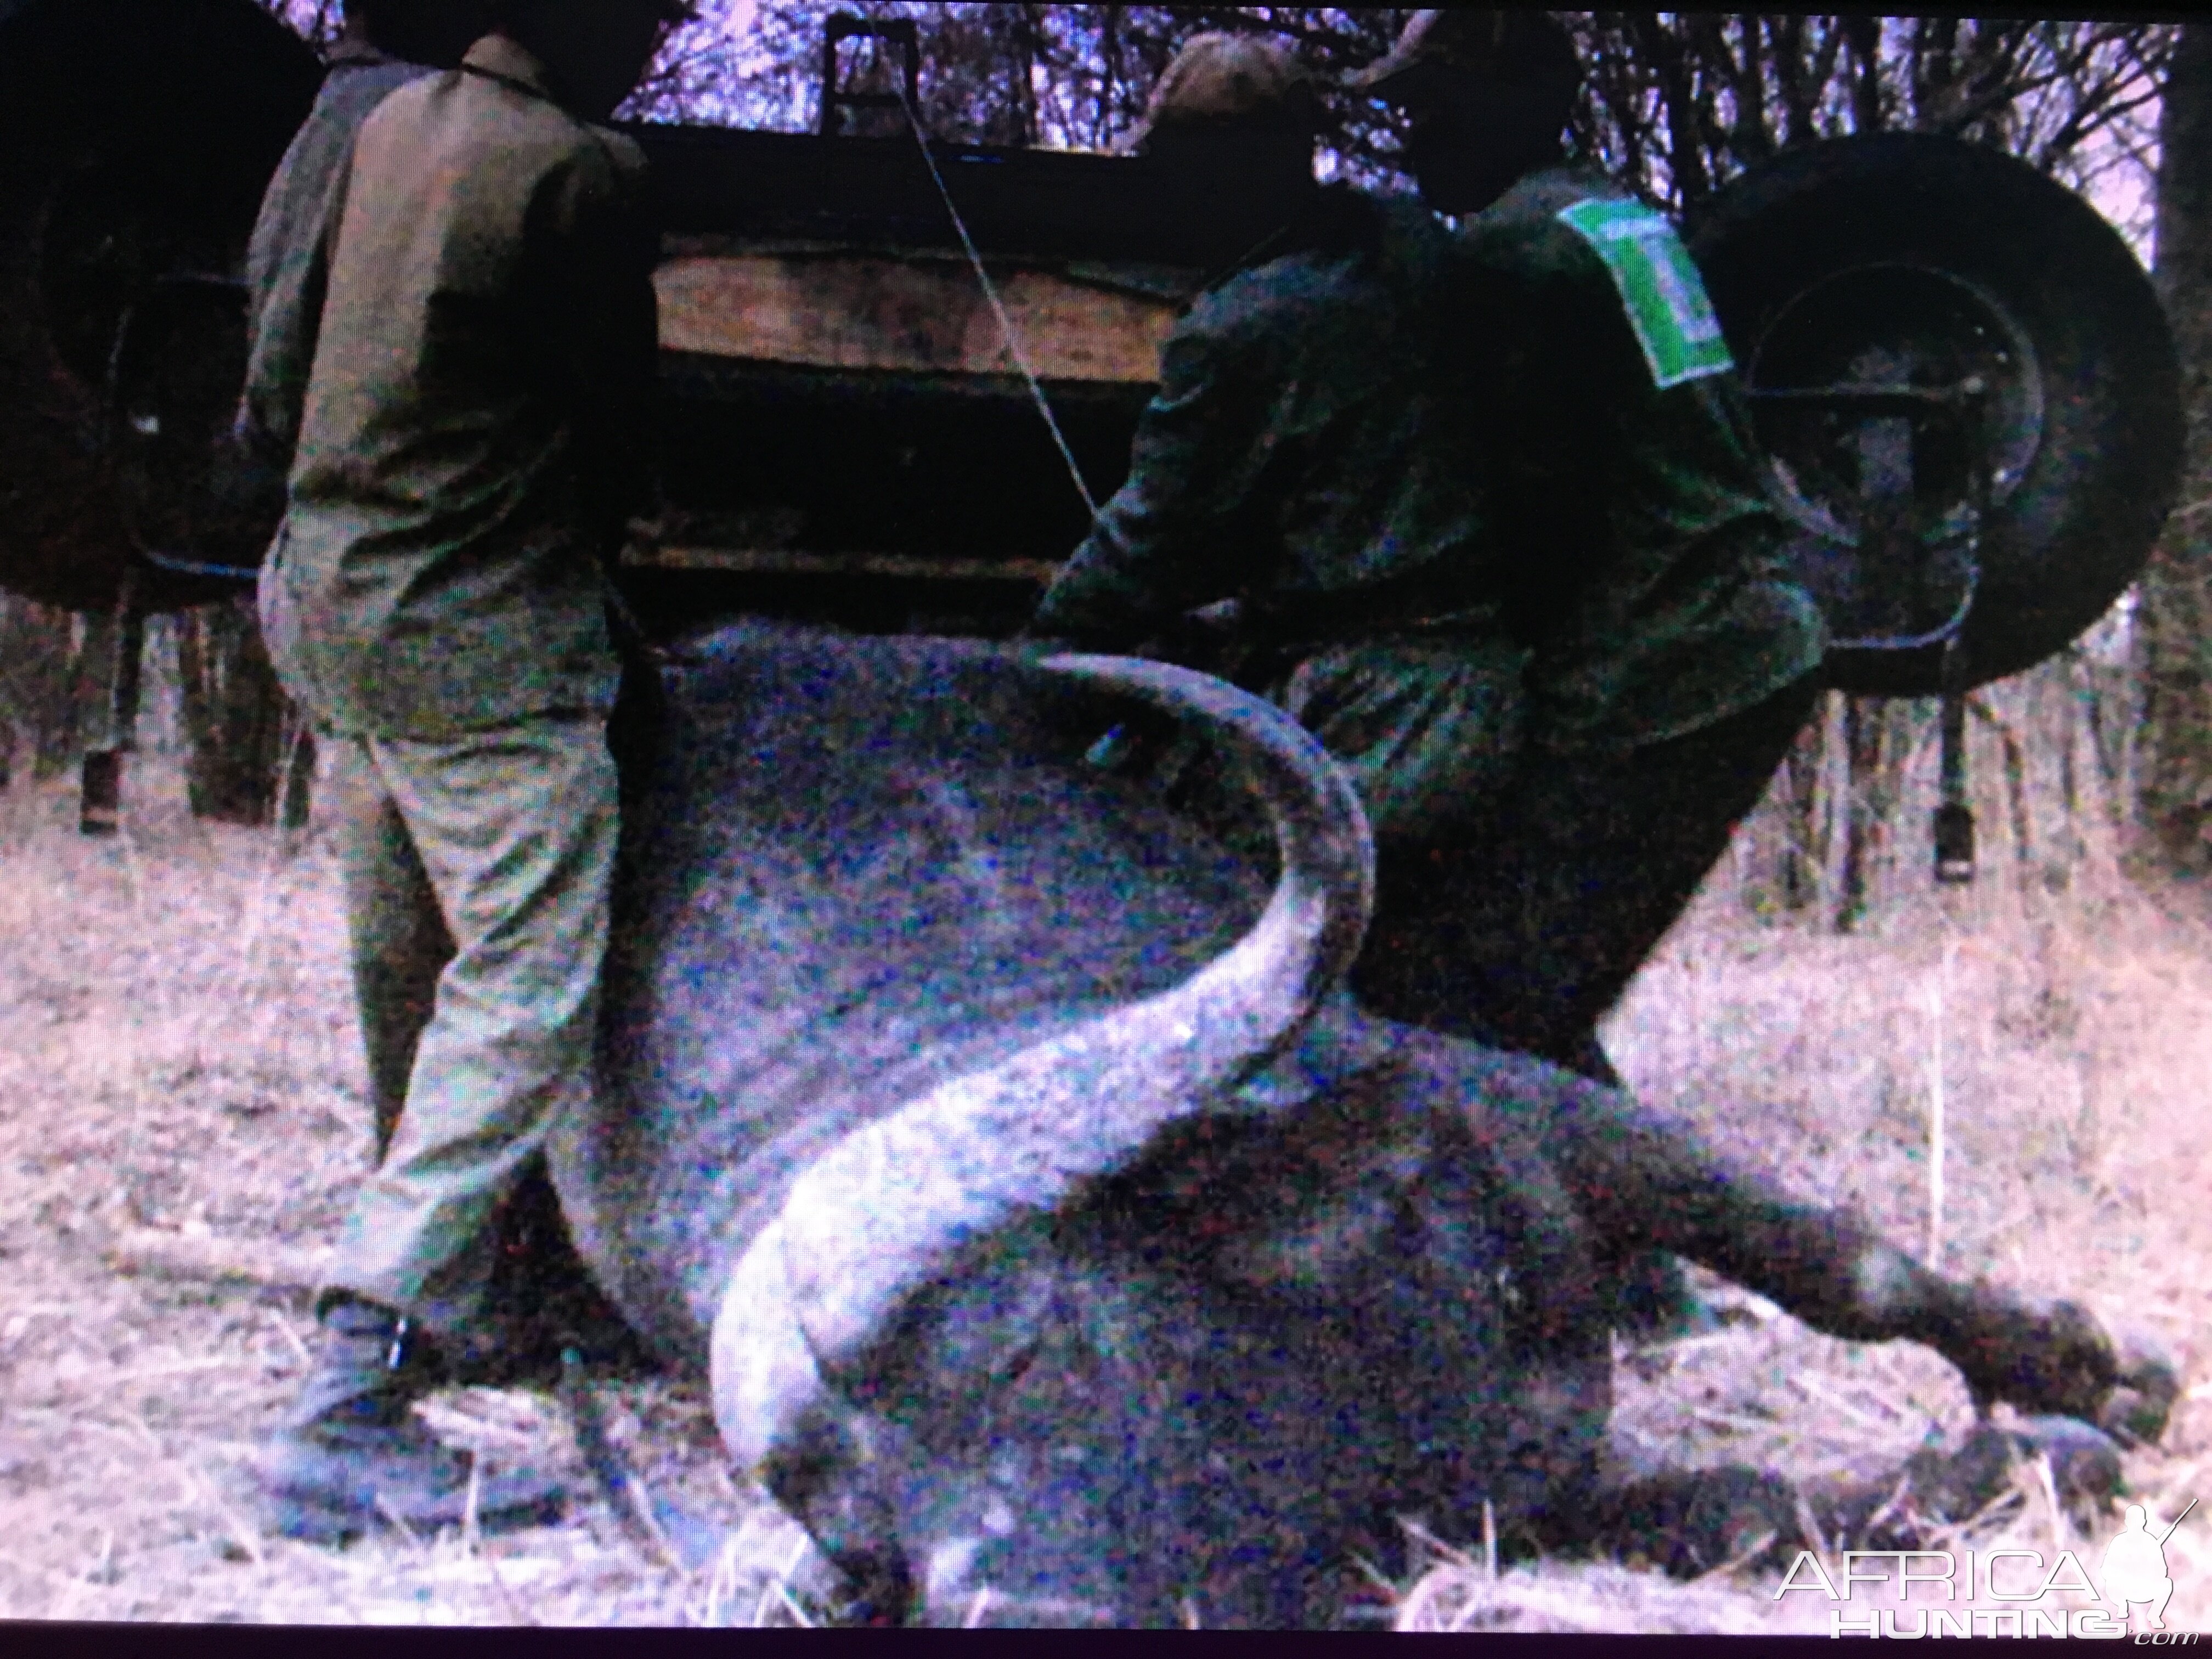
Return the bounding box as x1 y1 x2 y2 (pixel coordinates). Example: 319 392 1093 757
1556 196 1734 390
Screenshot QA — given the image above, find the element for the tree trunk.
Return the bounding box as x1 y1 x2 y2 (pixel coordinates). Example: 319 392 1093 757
0 594 26 788
1840 699 1911 938
174 595 312 826
1970 693 2035 882
16 603 80 779
1836 695 1870 930
66 608 117 754
0 597 16 789
2139 22 2212 874
2054 657 2085 883
1778 693 1829 912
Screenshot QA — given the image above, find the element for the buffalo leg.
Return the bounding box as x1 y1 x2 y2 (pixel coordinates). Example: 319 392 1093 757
1575 1414 2128 1578
1468 1048 2171 1440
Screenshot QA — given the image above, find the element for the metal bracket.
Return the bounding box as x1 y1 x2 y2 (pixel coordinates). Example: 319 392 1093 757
1936 376 1985 885
819 14 921 138
1752 376 1993 887
1933 637 1974 885
1750 375 1987 655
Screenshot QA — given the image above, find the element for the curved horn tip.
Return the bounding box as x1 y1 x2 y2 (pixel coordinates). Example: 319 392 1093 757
710 1217 827 1471
1037 650 1376 970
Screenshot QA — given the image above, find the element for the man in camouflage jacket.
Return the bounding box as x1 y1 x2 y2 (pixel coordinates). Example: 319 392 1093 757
1038 15 1826 1090
246 0 682 1545
1341 10 1826 1076
1034 35 1530 860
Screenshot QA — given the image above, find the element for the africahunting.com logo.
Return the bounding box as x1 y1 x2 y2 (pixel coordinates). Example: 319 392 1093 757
1775 1499 2197 1640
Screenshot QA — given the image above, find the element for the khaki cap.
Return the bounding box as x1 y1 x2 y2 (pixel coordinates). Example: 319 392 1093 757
1128 32 1317 151
1347 9 1579 103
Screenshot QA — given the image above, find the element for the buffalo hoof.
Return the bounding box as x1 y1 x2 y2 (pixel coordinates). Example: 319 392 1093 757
1922 1417 2122 1517
1837 1416 2125 1551
1590 1465 1806 1578
1950 1296 2178 1452
2098 1330 2181 1449
1953 1293 2118 1422
2004 1415 2126 1506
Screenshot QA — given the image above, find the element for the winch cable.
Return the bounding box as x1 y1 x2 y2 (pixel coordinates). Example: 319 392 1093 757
896 81 1102 522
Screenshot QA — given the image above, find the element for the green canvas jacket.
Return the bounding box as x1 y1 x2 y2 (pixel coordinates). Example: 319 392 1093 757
1036 163 1823 810
238 41 431 473
1036 185 1514 654
254 33 653 738
1035 187 1539 836
1454 165 1825 753
1034 187 1534 836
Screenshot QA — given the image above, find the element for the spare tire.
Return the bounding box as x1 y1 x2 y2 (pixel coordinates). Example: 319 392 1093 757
1688 132 2181 696
0 0 319 613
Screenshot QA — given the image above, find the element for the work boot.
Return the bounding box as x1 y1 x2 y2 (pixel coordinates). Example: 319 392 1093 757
256 1296 566 1545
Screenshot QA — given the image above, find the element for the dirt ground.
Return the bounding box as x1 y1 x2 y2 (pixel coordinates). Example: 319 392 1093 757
1 755 2206 1630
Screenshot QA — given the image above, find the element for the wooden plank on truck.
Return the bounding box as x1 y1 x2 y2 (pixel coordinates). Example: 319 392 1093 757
654 251 1180 382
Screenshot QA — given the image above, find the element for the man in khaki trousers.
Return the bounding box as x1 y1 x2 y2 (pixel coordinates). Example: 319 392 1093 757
248 0 685 1543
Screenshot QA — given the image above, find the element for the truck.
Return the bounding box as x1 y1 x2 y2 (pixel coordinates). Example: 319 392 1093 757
0 0 2183 828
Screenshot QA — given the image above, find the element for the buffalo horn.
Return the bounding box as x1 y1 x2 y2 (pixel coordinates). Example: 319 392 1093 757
709 653 1374 1472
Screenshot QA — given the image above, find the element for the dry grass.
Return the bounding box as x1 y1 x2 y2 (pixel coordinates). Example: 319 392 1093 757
0 761 788 1626
1 755 2205 1630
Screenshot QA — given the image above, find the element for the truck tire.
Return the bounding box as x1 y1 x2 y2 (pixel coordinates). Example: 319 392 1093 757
0 0 318 613
1689 133 2182 696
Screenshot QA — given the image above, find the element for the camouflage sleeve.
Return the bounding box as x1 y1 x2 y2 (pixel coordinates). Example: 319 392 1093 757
1475 224 1778 638
1536 219 1774 539
1032 292 1278 652
238 145 349 473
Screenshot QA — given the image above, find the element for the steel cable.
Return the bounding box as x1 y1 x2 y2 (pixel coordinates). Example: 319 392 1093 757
896 83 1102 522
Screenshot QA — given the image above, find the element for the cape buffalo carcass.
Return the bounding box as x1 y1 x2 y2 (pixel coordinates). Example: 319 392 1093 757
545 620 2166 1629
